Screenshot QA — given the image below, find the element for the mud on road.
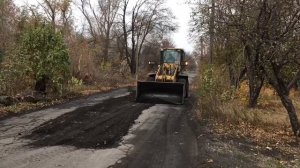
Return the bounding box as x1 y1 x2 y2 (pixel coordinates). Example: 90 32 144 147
0 87 200 168
25 93 152 149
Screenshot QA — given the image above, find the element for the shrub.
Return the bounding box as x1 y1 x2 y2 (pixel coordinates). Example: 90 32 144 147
16 24 70 94
197 63 239 121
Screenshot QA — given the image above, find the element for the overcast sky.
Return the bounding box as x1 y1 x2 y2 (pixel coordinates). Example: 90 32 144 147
14 0 194 52
166 0 194 52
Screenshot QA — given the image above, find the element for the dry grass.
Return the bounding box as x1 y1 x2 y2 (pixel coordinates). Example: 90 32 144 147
0 72 135 118
208 81 300 128
68 78 135 96
196 64 300 161
201 82 300 142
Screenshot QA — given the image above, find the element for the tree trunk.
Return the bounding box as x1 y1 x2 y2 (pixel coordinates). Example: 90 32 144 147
277 91 300 136
273 78 299 135
103 41 109 64
209 0 215 64
245 45 263 107
248 81 264 107
227 60 236 86
248 74 264 107
265 63 300 136
236 68 247 88
103 31 110 64
130 57 136 75
35 75 48 93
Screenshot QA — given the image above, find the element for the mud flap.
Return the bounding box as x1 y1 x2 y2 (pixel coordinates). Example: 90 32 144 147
136 81 185 104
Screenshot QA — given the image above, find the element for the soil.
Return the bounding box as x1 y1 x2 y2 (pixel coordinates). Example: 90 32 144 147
25 93 152 149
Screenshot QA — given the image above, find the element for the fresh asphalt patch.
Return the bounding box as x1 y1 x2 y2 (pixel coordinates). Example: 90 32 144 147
24 93 153 149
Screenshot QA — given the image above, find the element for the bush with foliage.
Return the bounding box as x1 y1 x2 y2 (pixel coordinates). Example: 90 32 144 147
16 24 70 94
199 64 236 101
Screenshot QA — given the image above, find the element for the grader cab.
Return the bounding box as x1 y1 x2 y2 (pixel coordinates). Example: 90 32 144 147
136 48 189 104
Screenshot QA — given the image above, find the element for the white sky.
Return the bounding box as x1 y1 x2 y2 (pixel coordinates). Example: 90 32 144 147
166 0 194 52
14 0 194 52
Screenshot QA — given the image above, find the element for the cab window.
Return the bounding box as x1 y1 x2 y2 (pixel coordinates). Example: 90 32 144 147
163 50 181 64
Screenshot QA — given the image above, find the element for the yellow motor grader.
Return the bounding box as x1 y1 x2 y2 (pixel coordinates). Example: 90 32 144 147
136 48 189 104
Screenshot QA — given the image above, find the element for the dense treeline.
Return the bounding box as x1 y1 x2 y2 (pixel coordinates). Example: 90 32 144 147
0 0 176 96
192 0 300 136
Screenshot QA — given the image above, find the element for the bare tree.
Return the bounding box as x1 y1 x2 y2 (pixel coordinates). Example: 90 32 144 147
192 0 300 136
0 0 18 62
59 0 72 35
256 0 300 136
37 0 72 35
78 0 121 64
119 0 176 74
38 0 58 28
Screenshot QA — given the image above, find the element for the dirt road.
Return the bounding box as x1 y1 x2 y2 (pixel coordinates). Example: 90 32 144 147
0 73 289 168
0 76 202 168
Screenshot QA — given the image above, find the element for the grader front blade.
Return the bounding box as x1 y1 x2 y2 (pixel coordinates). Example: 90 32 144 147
136 81 185 104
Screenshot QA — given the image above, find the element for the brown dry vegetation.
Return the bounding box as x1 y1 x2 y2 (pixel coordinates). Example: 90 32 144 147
196 63 300 165
0 73 135 118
